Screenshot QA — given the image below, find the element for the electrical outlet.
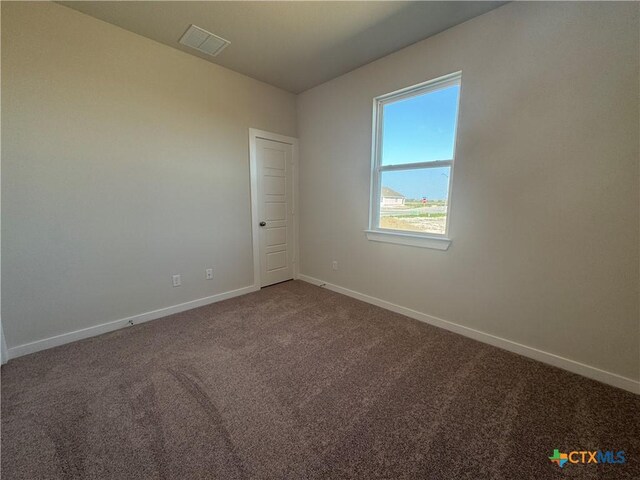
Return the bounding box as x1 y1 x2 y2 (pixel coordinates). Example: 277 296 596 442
332 261 338 271
172 274 181 287
205 268 213 280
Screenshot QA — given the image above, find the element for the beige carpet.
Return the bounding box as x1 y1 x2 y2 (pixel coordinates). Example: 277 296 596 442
2 280 639 479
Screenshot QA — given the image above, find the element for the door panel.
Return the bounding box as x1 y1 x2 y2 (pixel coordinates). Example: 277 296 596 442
265 203 286 221
263 176 286 196
266 251 287 271
266 227 286 246
256 138 294 287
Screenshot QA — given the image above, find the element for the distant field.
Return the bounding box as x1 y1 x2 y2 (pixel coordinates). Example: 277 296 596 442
380 214 446 234
379 199 448 234
393 213 446 219
403 200 446 208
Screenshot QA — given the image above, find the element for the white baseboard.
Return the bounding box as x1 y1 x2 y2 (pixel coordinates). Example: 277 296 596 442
6 285 259 360
1 317 8 365
298 274 640 395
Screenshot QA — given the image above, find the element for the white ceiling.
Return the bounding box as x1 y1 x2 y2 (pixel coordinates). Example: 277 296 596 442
58 1 506 93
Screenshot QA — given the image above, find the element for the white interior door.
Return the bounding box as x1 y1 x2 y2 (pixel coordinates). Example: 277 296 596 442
256 138 294 287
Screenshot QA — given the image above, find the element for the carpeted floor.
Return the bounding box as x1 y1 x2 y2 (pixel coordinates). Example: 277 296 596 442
1 280 639 479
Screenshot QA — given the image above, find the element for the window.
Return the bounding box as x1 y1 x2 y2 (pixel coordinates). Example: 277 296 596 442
367 72 461 250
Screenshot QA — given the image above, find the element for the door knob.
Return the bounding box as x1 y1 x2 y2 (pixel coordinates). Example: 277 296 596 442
259 221 266 227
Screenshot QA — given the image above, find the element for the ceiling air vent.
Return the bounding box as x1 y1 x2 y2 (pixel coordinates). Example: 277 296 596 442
179 25 230 57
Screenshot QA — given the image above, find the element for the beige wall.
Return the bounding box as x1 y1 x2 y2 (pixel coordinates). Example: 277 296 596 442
297 2 640 380
1 2 296 348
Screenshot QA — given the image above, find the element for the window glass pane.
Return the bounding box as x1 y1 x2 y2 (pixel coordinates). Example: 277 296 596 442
381 84 460 166
379 167 450 235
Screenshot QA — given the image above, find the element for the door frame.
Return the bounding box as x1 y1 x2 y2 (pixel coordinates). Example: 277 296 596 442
248 128 299 288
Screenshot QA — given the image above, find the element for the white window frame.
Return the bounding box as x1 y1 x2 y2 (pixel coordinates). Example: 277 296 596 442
366 71 462 251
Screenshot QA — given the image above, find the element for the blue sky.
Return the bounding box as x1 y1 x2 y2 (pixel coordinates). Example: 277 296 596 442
381 84 459 200
382 167 451 202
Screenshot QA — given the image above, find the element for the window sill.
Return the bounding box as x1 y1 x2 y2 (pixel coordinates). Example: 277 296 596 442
364 229 452 251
